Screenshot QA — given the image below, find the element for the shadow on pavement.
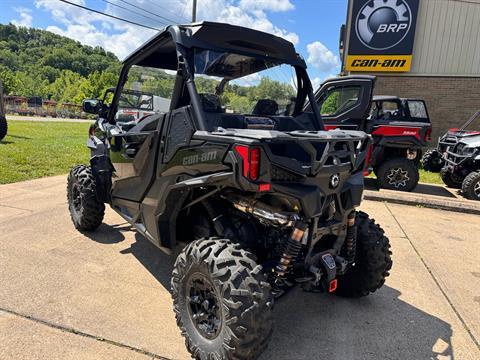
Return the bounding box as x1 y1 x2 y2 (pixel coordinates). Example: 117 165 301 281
84 222 131 244
100 230 454 359
120 232 175 291
365 177 456 198
261 286 453 360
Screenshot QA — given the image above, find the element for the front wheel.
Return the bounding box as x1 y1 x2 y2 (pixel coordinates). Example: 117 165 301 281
172 238 273 360
335 211 392 298
67 165 105 231
421 149 444 172
376 158 419 192
462 172 480 200
440 167 463 189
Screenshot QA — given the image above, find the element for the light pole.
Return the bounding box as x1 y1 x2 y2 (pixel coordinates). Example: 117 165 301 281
192 0 197 22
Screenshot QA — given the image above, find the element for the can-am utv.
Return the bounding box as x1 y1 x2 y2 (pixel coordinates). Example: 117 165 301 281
312 77 431 192
422 111 480 174
68 22 392 360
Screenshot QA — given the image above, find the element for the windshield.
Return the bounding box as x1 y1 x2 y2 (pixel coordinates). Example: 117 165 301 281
194 49 297 115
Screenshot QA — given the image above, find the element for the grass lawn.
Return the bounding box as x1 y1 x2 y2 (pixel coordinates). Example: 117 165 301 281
0 120 90 184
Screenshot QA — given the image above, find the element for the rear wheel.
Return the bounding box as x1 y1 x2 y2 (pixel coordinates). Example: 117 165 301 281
461 172 480 200
377 158 419 191
67 165 105 231
335 211 392 298
440 167 463 189
172 238 273 360
421 149 444 172
0 115 7 141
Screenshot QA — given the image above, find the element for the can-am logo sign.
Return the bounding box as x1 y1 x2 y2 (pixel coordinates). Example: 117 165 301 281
356 0 412 50
345 0 419 72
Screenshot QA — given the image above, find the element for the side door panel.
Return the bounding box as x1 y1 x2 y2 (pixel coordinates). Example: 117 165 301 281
110 114 166 202
314 76 375 131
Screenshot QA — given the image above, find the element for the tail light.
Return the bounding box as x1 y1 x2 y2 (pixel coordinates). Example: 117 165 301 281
425 127 432 141
234 145 261 181
88 125 95 137
363 143 373 177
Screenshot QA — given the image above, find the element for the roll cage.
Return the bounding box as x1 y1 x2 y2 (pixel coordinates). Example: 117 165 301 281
106 22 324 130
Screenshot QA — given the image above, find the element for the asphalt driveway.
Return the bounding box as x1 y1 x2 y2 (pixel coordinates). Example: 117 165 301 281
0 176 479 359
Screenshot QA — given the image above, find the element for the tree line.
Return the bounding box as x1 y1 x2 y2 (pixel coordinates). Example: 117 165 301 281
0 23 295 113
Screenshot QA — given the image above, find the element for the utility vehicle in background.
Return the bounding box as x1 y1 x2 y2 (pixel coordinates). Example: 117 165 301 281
69 22 392 360
442 132 480 200
313 77 431 192
422 111 480 174
0 80 7 141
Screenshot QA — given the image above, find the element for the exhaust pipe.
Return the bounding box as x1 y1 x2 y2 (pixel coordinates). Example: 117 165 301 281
226 195 297 227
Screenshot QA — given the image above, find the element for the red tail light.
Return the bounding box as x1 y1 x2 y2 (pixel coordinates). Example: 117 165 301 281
234 145 261 181
363 143 373 177
425 127 432 141
249 148 260 180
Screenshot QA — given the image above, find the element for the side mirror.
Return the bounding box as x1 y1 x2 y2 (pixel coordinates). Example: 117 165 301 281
82 99 102 114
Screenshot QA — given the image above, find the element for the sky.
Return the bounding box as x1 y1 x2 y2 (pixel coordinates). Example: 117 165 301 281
1 0 348 88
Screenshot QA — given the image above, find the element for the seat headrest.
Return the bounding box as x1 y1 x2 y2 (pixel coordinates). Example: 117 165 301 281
199 93 223 113
252 99 278 116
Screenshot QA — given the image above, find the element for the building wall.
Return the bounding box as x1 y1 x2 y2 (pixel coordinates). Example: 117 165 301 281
410 0 480 76
374 75 480 143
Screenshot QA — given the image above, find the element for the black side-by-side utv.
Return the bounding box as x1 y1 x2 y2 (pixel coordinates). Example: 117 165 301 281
68 22 392 360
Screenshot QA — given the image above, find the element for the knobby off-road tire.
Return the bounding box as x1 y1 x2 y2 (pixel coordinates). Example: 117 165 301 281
462 171 480 200
440 167 463 189
335 211 392 298
421 149 444 172
0 115 7 141
172 238 273 360
376 157 419 192
67 165 105 231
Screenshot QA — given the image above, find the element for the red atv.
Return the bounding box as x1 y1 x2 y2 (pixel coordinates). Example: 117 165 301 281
313 76 432 192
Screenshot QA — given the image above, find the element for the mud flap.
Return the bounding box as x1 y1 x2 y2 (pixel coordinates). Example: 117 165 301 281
88 136 114 203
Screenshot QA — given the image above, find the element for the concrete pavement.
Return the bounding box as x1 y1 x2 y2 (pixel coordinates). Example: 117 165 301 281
0 176 479 360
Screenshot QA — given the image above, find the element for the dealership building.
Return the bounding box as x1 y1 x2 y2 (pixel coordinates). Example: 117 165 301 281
340 0 480 141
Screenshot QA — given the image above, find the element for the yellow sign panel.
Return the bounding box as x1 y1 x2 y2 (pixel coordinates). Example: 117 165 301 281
345 55 412 72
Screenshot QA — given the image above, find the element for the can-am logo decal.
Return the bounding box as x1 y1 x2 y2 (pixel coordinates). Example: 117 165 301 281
356 0 412 51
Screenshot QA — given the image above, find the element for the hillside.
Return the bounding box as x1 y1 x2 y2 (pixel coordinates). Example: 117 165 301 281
0 23 120 103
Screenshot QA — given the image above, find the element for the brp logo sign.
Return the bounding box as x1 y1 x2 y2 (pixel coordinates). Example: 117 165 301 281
356 0 412 50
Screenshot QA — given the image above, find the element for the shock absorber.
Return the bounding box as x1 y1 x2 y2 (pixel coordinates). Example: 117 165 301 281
345 212 357 263
274 221 308 278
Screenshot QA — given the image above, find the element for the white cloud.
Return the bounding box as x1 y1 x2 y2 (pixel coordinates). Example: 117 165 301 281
311 77 322 91
35 0 299 60
239 0 294 12
233 72 262 87
306 41 340 73
12 7 33 28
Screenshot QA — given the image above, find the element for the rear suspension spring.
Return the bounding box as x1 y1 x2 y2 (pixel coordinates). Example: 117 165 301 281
345 212 357 263
275 222 308 278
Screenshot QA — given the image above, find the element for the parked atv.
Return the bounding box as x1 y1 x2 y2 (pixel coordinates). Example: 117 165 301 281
442 133 480 200
0 80 7 141
68 22 392 359
313 78 431 192
422 111 480 173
